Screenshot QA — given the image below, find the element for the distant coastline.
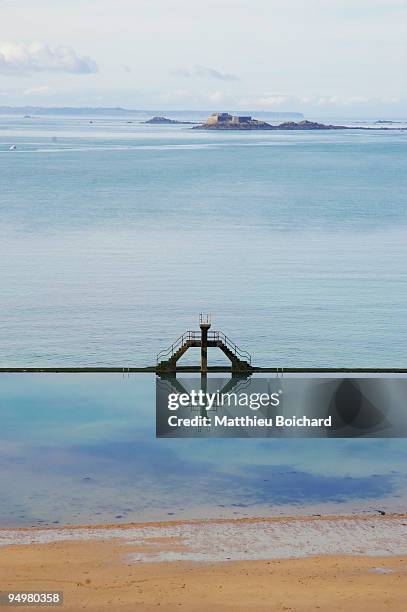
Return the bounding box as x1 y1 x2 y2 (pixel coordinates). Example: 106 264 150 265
1 108 405 130
0 106 303 120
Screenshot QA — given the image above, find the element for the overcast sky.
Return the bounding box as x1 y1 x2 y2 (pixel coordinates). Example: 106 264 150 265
0 0 406 116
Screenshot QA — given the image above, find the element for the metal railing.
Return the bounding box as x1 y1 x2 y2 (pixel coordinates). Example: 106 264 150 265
156 330 200 364
156 330 251 365
209 331 252 364
199 313 211 325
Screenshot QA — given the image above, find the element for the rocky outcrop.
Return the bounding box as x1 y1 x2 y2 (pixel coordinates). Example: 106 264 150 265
276 120 345 130
194 115 348 130
144 116 195 125
194 118 275 130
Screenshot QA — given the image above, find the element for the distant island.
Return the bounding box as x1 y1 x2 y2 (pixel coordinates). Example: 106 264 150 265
375 120 401 124
143 116 197 125
193 112 406 131
193 113 348 130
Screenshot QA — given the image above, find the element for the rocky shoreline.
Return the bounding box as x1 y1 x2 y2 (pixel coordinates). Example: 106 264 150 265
194 117 406 131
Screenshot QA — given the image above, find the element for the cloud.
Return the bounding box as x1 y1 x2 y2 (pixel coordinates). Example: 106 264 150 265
239 93 290 108
254 94 289 106
174 65 239 82
316 95 371 106
207 90 226 103
159 88 192 102
0 42 98 75
304 94 401 106
23 85 51 95
240 92 403 110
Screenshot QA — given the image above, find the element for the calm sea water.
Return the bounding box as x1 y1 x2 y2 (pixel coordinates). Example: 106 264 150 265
1 114 407 367
0 114 406 526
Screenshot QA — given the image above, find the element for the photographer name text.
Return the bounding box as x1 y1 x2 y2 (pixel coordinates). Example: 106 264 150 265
168 415 332 428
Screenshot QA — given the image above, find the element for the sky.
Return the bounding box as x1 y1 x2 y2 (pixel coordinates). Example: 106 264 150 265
0 0 406 117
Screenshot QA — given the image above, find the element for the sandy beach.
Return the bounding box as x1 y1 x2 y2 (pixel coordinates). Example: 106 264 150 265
1 542 406 611
1 514 406 610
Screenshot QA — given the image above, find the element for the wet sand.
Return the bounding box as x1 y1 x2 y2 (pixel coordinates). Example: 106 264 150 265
1 515 406 610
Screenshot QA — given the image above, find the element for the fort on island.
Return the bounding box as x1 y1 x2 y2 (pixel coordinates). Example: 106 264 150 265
196 112 275 130
206 112 253 126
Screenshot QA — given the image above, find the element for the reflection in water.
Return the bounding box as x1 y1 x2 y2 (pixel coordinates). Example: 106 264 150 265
0 373 406 527
156 373 252 435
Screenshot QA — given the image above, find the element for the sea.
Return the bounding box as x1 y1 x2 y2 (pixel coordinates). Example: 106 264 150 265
0 111 406 527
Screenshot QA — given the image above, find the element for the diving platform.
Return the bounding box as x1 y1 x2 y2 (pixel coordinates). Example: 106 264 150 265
156 315 253 373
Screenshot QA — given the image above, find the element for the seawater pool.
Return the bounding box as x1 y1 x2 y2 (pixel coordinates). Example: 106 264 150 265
0 373 406 527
